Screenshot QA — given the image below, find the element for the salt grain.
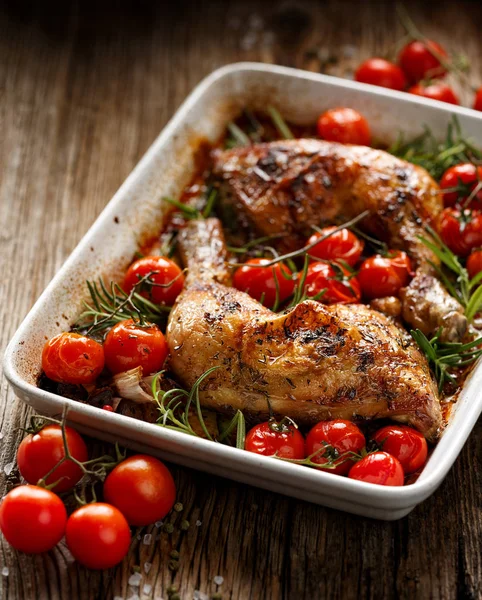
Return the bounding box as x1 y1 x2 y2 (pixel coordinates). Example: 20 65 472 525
214 575 224 586
195 520 202 527
136 534 141 540
144 562 152 574
143 534 152 545
154 520 163 528
3 461 14 476
2 567 9 577
143 583 152 594
128 572 142 587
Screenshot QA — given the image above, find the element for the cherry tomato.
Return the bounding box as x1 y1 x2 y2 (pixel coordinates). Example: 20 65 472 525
42 332 104 385
473 86 482 111
372 425 428 474
317 108 371 146
66 503 131 569
348 451 404 486
358 251 412 299
305 420 366 475
408 82 459 105
304 262 361 304
103 319 168 375
233 258 295 308
104 455 176 526
307 227 364 267
245 421 305 459
438 208 482 257
467 249 482 280
123 256 184 307
17 425 88 492
439 163 482 209
355 58 407 91
398 40 448 83
0 485 67 553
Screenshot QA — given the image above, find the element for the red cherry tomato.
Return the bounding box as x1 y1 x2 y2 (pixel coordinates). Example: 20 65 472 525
0 486 67 553
245 421 305 459
103 319 168 375
317 108 371 146
42 332 104 385
408 82 459 105
467 250 482 280
398 40 448 83
304 262 361 304
473 86 482 111
103 455 176 526
17 425 88 492
355 58 407 91
305 420 366 475
307 227 364 267
358 251 412 299
438 208 482 257
439 163 482 209
348 452 404 486
233 258 295 308
372 425 428 474
66 503 131 569
123 256 184 307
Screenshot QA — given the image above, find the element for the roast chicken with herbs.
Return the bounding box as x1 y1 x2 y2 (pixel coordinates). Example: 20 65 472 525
167 219 442 441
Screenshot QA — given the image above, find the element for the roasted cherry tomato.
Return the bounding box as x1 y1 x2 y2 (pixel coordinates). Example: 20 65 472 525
439 163 482 208
317 108 371 146
245 421 305 459
438 208 482 257
467 249 482 280
408 82 459 105
233 258 295 308
104 455 176 526
307 227 364 267
123 256 184 307
358 251 412 299
355 58 406 91
103 319 168 375
66 503 131 569
42 332 104 385
348 451 404 486
0 485 67 553
473 86 482 111
372 425 428 474
305 420 366 475
17 425 88 492
398 40 448 83
304 262 361 304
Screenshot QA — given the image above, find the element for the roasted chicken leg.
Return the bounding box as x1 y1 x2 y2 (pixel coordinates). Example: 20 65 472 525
167 219 442 440
213 139 467 341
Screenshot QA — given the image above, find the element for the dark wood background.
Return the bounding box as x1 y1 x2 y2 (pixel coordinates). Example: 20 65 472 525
1 1 481 598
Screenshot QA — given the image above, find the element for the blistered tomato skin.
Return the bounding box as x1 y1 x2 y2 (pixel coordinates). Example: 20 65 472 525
467 250 482 279
440 163 482 208
398 40 448 83
317 108 371 146
0 486 67 553
123 255 184 306
233 259 295 308
103 319 168 375
438 208 482 257
305 420 366 475
66 503 131 570
17 425 88 492
307 227 364 267
372 425 428 474
42 332 105 385
304 262 361 304
358 251 412 299
245 422 305 459
348 452 404 486
104 455 176 526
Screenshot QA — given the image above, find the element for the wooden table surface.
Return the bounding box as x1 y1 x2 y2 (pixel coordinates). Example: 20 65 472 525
1 1 481 599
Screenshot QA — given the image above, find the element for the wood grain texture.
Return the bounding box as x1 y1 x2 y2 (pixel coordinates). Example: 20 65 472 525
0 1 481 598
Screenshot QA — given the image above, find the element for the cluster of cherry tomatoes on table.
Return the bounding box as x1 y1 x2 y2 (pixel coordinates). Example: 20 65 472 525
0 423 176 569
244 419 428 486
354 38 482 110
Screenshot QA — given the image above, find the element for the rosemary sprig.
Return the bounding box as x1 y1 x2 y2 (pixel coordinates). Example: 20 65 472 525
411 328 482 392
267 106 294 140
226 122 251 147
163 196 201 219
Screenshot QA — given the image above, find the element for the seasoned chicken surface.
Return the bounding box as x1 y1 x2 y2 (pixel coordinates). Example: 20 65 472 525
213 139 467 341
167 219 443 440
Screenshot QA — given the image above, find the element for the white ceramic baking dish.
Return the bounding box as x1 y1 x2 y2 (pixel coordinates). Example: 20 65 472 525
4 63 482 521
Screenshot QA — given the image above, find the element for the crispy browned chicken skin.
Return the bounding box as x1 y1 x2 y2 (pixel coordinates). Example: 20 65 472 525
213 139 467 342
167 219 442 440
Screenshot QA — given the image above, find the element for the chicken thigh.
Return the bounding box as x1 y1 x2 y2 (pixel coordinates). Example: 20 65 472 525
167 219 442 440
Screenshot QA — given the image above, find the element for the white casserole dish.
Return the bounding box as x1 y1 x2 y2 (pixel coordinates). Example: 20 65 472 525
4 63 482 521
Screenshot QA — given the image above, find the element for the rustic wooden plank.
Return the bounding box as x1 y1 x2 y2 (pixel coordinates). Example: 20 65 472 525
0 1 481 599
